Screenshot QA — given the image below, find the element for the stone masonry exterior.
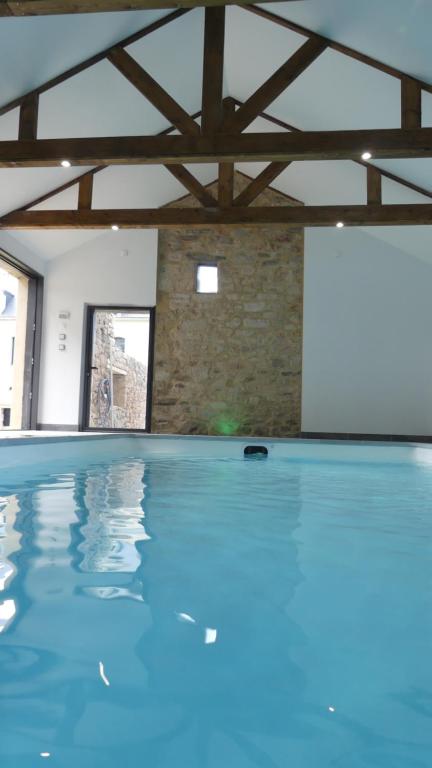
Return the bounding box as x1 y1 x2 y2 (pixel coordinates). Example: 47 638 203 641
90 312 148 429
152 172 304 437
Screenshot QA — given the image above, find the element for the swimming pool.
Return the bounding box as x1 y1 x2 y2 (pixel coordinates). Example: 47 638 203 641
0 436 431 767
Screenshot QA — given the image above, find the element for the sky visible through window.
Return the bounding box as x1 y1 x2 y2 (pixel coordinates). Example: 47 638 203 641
197 264 218 294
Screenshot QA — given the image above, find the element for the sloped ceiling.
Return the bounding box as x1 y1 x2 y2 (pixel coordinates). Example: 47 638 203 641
0 8 168 104
0 1 432 262
261 0 432 83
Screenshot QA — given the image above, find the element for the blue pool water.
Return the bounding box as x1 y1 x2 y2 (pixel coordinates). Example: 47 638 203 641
0 450 431 767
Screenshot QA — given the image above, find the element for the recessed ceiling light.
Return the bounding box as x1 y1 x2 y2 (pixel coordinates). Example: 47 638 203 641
336 222 344 229
361 151 372 161
60 160 71 168
111 225 119 231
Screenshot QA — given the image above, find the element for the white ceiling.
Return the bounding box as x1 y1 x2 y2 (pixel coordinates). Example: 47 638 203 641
261 0 432 83
0 1 431 262
0 8 169 105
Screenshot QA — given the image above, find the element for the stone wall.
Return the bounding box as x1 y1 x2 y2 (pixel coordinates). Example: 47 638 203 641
90 312 147 429
152 172 304 437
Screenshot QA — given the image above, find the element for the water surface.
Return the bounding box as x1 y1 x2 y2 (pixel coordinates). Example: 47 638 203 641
0 454 431 767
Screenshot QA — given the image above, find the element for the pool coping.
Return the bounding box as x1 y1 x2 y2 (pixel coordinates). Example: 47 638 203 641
0 432 122 447
1 431 432 451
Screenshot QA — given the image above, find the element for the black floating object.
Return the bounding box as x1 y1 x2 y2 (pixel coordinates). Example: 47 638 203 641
244 445 268 457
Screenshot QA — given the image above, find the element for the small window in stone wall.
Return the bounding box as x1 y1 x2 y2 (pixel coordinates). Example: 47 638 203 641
196 264 218 294
114 336 125 353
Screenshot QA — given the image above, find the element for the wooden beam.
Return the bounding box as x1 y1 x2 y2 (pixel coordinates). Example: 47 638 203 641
201 7 225 136
244 5 432 96
218 98 235 206
108 48 199 135
10 99 432 226
218 162 234 206
2 128 432 167
2 204 432 229
78 173 94 210
18 93 39 140
0 10 189 119
367 165 382 205
224 37 327 133
234 161 290 205
0 0 297 14
165 164 217 206
401 77 422 129
242 100 432 203
8 112 202 216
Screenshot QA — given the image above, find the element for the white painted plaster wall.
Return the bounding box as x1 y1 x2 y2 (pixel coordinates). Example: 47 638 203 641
37 230 158 427
0 232 46 277
302 227 432 435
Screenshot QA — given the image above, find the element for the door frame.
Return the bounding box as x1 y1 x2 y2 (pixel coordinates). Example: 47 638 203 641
0 249 44 430
80 305 155 433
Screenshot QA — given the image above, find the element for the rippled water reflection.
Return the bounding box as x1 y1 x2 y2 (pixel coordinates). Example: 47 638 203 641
0 455 431 767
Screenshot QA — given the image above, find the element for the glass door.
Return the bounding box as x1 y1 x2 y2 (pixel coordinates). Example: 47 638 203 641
0 255 41 431
83 307 154 432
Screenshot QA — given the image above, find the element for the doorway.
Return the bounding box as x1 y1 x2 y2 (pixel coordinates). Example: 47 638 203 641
0 253 42 431
82 307 155 432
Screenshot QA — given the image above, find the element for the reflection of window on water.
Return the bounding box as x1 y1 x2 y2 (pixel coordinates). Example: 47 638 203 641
80 462 149 574
0 599 16 634
114 336 125 353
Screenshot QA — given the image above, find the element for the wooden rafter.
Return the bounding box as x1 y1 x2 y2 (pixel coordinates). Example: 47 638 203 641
0 9 189 118
2 204 432 229
6 101 432 220
78 173 94 210
233 161 290 206
367 166 382 205
401 77 422 129
218 98 234 206
201 6 225 135
108 48 200 135
245 101 432 203
1 4 431 231
165 164 217 206
7 113 203 216
2 128 432 167
18 93 39 140
0 0 298 15
200 8 231 204
218 161 234 206
224 37 327 133
1 3 429 119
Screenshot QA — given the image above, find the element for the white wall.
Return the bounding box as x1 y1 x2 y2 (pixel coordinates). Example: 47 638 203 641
302 227 432 435
38 230 157 427
0 232 46 276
